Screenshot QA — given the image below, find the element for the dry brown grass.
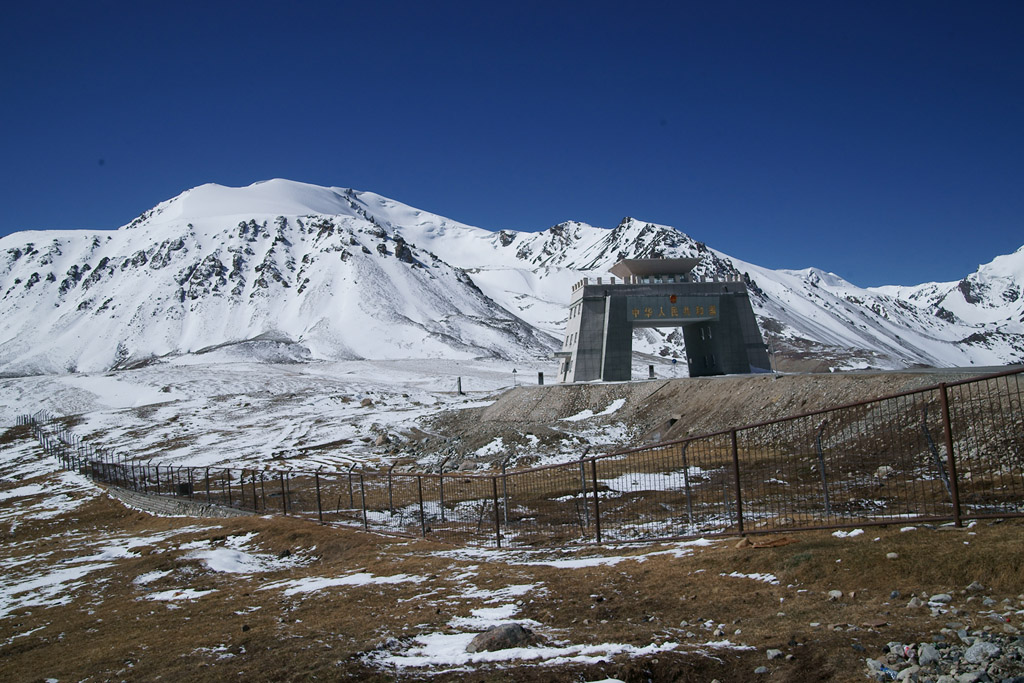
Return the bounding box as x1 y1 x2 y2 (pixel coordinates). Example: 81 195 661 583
3 424 1023 683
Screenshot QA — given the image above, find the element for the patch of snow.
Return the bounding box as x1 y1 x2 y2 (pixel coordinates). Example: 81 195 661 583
721 571 780 585
474 437 505 458
448 604 537 630
458 583 540 602
187 546 306 574
0 521 218 619
516 555 629 568
701 639 757 650
831 528 865 538
374 636 683 669
0 484 47 502
0 561 118 618
143 588 217 602
561 399 627 422
133 570 172 585
263 572 426 596
601 467 707 493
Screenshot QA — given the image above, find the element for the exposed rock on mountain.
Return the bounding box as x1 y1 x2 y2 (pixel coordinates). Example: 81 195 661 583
1 179 1021 376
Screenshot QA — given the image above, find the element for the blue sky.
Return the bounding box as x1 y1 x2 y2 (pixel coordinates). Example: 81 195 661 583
1 1 1022 287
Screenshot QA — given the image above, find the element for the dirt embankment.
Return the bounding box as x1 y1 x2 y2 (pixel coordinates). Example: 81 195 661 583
424 369 1001 465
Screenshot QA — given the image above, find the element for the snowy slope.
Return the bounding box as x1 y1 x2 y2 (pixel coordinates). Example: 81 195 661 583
873 247 1024 327
1 179 1021 376
351 188 1024 370
0 181 553 375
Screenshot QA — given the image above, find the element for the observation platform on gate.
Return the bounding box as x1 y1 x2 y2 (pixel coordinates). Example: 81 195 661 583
569 258 747 291
556 258 770 383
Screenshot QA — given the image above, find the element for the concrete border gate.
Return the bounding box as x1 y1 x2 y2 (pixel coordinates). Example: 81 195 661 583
556 258 771 382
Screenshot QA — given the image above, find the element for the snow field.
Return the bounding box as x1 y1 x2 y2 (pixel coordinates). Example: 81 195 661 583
0 359 545 470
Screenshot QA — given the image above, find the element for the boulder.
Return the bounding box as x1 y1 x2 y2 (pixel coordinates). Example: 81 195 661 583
963 640 1000 664
466 623 537 653
918 642 940 666
393 237 415 263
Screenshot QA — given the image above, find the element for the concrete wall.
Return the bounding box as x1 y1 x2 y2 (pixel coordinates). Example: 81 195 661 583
601 296 632 381
570 295 610 381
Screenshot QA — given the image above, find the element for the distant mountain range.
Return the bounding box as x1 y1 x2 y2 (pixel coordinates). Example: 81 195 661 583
1 179 1021 376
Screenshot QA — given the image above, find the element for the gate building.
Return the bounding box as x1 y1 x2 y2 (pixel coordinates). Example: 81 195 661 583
555 258 771 382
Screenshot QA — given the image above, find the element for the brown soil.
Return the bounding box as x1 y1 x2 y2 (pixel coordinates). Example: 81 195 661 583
422 369 992 466
2 425 1023 682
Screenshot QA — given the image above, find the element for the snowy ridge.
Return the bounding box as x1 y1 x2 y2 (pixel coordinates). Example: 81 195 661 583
873 246 1024 327
1 179 1021 375
0 181 554 374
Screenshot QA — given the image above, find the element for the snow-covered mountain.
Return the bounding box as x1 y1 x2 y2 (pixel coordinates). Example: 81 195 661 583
1 179 1021 376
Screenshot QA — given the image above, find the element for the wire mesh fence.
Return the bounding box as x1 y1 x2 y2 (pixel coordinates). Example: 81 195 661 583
17 367 1024 548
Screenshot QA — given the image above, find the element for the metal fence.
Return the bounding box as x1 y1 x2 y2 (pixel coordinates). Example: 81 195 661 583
17 367 1024 548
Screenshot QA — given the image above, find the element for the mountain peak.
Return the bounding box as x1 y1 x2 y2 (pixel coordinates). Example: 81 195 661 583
129 179 361 228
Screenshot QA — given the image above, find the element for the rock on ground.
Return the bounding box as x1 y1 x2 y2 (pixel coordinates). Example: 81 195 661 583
465 623 537 653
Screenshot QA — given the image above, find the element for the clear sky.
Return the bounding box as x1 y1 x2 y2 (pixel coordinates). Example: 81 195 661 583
2 1 1022 287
